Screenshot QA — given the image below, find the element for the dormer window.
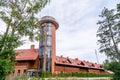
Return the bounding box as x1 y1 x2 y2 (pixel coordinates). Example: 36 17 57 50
91 64 95 67
66 60 69 63
80 62 85 65
99 65 102 68
65 59 71 63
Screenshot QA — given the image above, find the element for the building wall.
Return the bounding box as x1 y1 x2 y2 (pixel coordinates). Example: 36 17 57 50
14 59 107 77
27 57 39 69
14 62 28 76
88 69 100 74
14 57 39 77
51 24 56 73
54 64 105 74
54 64 86 73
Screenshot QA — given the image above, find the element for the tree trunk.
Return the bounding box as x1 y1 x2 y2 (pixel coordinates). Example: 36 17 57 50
108 24 120 62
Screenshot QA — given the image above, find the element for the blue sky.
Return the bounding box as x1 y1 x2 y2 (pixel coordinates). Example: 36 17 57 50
0 0 120 64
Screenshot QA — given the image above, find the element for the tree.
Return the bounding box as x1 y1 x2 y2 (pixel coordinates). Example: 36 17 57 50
0 35 21 79
0 0 50 40
97 4 120 79
102 60 120 80
0 0 49 79
102 59 110 70
97 7 120 63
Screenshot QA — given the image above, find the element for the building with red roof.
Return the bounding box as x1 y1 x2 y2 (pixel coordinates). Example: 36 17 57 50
13 16 108 77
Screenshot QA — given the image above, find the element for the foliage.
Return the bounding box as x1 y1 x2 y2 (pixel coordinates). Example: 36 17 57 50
97 3 120 79
102 60 120 80
0 0 49 79
11 72 112 80
102 59 110 70
41 71 52 78
0 34 23 80
97 5 120 63
63 72 112 77
30 77 40 80
40 71 112 78
14 74 28 80
109 62 120 80
0 0 49 41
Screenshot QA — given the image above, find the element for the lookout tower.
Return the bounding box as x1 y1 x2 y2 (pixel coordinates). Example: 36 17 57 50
39 16 59 73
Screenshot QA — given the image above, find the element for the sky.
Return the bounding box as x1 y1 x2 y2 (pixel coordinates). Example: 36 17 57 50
0 0 120 64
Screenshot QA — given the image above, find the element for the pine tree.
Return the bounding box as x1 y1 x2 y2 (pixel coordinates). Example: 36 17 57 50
97 7 120 63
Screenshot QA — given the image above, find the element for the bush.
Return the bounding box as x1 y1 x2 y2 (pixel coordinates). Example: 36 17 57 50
41 71 52 78
15 71 112 79
14 74 28 80
103 61 120 80
52 72 113 78
112 67 120 80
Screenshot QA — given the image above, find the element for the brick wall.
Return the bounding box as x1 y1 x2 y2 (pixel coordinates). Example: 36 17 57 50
55 64 84 73
14 58 38 77
54 64 105 74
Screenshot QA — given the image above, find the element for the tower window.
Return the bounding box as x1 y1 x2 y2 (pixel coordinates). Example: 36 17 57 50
41 24 45 33
46 61 51 71
47 23 52 35
46 46 52 58
40 39 44 46
46 36 52 46
40 47 44 56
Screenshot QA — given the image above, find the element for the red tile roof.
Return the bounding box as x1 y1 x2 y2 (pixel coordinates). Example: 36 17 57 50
55 56 104 70
15 49 38 61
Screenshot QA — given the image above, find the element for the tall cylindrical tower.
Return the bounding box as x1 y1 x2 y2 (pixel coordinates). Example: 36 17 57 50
39 16 59 73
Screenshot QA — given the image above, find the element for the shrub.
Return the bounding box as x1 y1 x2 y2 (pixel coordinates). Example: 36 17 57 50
41 71 52 78
14 74 28 80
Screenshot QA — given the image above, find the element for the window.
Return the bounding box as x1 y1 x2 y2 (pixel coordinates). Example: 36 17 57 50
46 46 52 72
40 47 44 56
99 65 102 68
24 69 27 75
17 70 20 76
40 39 44 46
46 36 52 46
40 59 43 68
91 64 95 67
12 71 14 77
65 59 70 63
47 23 52 35
46 61 51 72
46 47 52 58
80 62 85 65
41 24 45 33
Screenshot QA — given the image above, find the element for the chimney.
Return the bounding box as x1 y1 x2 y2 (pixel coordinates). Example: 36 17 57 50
75 58 78 60
67 56 69 59
61 55 63 58
31 45 35 51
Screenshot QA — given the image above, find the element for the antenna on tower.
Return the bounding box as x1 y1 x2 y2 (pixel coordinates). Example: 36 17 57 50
95 49 99 64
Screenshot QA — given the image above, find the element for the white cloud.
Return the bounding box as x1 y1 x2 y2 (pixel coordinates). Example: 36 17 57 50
0 0 119 64
15 0 120 64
